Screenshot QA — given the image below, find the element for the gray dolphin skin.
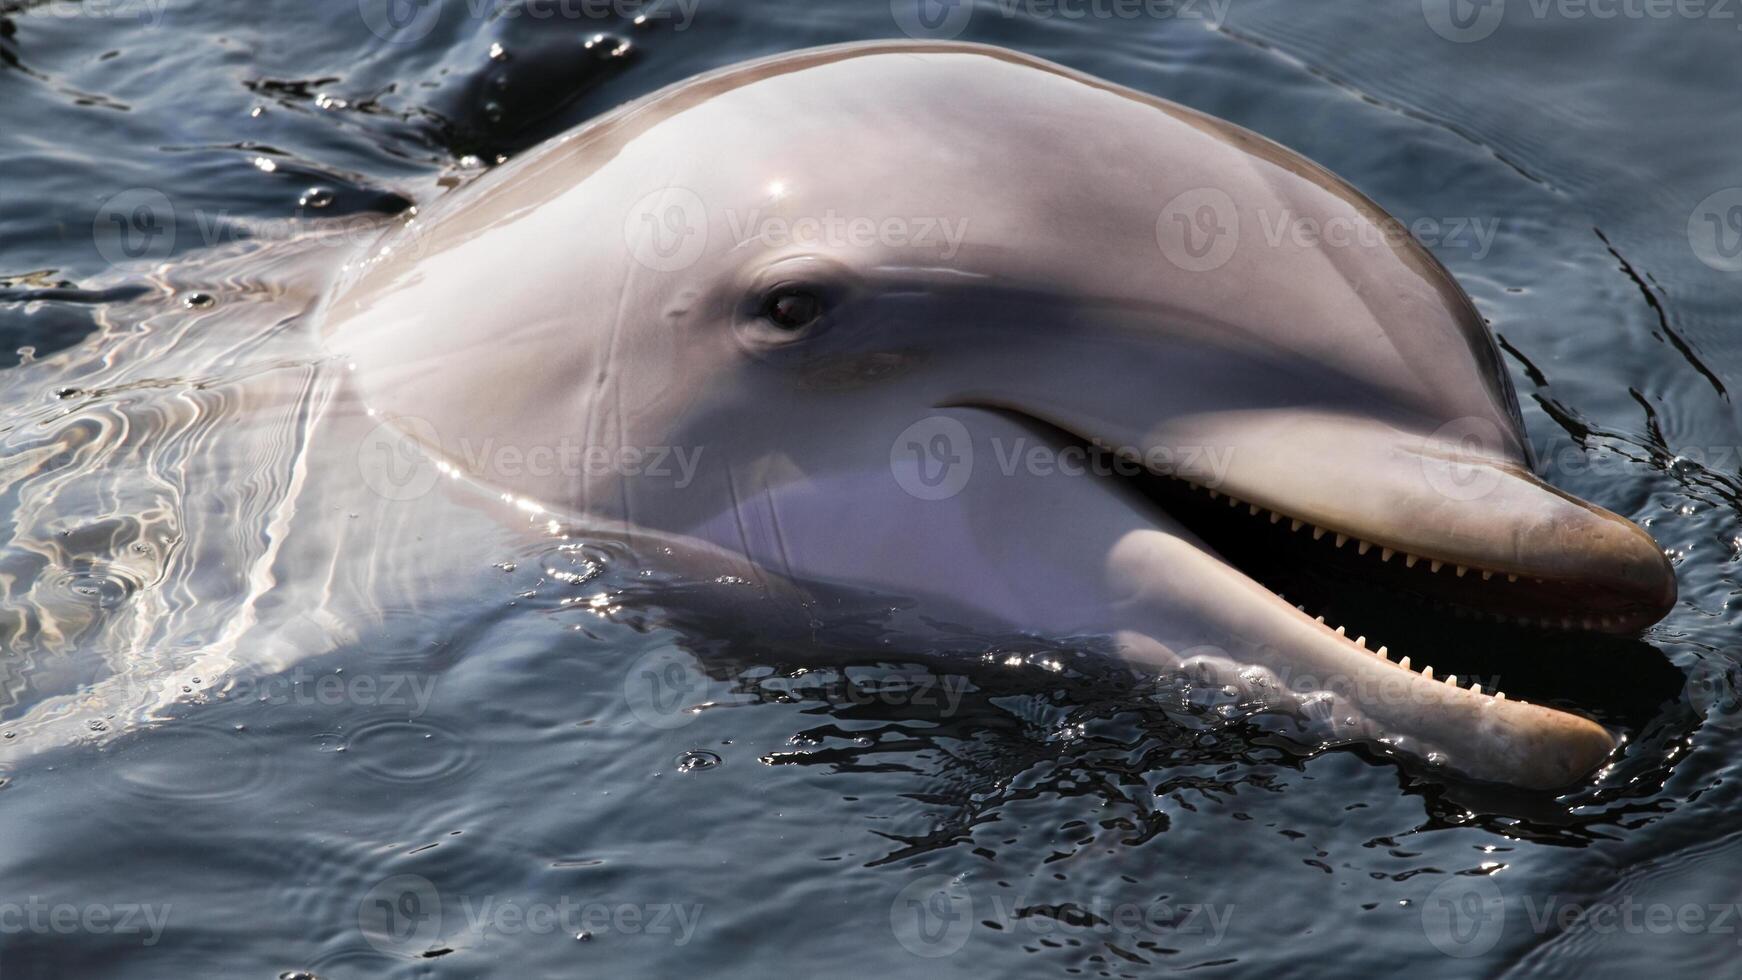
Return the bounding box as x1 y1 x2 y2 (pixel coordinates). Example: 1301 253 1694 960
323 41 1677 789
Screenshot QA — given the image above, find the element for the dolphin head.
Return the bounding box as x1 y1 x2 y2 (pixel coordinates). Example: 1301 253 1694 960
323 42 1675 788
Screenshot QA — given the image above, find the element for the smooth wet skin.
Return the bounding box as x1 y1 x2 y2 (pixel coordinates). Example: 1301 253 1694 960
324 41 1676 788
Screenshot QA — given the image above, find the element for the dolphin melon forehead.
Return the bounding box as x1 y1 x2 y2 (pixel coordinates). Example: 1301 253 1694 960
322 42 1523 464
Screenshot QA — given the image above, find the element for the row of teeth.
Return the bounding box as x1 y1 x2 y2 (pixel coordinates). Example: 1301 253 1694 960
1292 605 1512 701
1181 478 1518 580
1180 474 1531 701
1176 477 1622 632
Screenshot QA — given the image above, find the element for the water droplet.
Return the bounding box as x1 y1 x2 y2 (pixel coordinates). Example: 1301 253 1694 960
183 292 215 309
299 187 335 209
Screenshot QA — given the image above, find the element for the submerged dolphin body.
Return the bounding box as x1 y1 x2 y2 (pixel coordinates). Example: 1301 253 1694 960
196 41 1664 788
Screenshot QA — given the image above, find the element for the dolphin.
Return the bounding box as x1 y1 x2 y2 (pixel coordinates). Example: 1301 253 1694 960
311 41 1675 788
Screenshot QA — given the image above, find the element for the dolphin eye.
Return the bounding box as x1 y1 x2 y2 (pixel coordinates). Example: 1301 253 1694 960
760 288 824 331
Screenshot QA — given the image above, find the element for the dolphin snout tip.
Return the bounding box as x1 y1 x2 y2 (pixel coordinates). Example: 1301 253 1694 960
1581 512 1677 632
1536 714 1618 789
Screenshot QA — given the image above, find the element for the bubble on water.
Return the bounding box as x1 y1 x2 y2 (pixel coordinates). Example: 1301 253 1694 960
183 292 215 309
48 562 142 610
100 725 273 804
342 717 477 784
675 750 721 772
298 187 335 209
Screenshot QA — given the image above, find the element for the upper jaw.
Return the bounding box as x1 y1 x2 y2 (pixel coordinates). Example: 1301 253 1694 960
1167 410 1676 633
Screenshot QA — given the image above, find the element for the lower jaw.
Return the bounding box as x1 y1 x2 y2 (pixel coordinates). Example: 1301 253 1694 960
1123 549 1619 789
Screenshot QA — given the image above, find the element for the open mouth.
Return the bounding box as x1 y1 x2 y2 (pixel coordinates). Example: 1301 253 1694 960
1137 472 1643 705
966 406 1679 787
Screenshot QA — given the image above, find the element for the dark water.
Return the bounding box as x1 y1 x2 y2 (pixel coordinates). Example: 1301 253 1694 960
3 0 1742 976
